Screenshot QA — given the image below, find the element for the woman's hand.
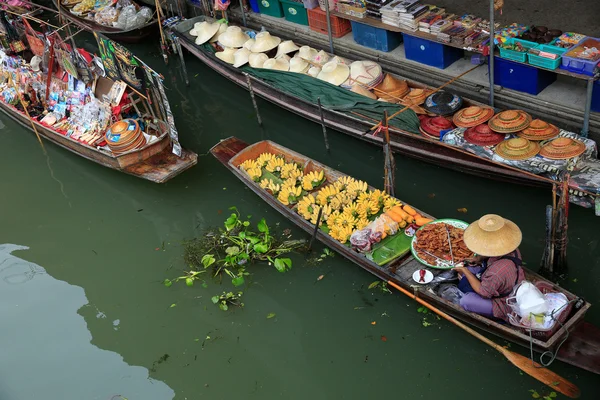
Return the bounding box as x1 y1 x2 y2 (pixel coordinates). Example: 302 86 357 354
463 254 485 265
452 266 468 279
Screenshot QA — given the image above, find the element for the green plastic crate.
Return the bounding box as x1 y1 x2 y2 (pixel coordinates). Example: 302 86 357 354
280 0 309 26
257 0 284 18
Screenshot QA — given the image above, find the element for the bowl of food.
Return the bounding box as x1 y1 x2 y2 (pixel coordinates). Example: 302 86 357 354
410 219 473 269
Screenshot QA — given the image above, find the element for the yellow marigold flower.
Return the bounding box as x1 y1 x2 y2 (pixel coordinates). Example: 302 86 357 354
246 167 262 182
255 152 274 167
383 197 401 211
280 163 299 179
266 157 285 173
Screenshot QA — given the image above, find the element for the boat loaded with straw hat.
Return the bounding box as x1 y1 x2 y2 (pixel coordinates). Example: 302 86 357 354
211 136 600 386
170 16 600 209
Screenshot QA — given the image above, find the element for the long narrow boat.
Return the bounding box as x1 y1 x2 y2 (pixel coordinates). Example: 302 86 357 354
172 17 598 206
52 0 157 43
211 136 600 375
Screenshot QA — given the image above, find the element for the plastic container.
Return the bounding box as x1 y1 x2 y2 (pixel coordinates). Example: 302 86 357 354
302 0 318 9
318 0 335 11
560 37 600 76
403 33 463 69
498 38 539 63
307 8 352 38
492 56 557 95
351 21 402 52
592 81 600 113
280 0 309 25
257 0 284 18
249 0 261 13
527 44 567 70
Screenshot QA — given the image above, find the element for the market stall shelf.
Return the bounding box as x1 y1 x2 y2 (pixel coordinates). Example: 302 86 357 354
52 0 157 43
210 136 600 376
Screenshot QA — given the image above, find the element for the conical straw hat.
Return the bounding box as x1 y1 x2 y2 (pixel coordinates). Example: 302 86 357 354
215 47 237 64
375 74 409 102
464 124 506 147
494 137 540 160
313 50 331 65
317 60 350 86
330 55 350 65
350 84 377 100
275 40 300 58
488 110 532 133
248 52 269 68
539 137 586 160
218 26 250 48
233 48 252 68
298 46 318 61
344 60 383 88
402 88 430 106
243 38 255 51
275 54 291 62
463 214 522 257
307 66 321 77
209 23 227 44
192 21 221 45
453 105 495 128
250 31 281 53
423 90 463 116
263 57 290 71
517 119 559 141
289 55 309 73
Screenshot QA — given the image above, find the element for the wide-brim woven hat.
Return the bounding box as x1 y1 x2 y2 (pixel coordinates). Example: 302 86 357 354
243 38 255 51
298 46 318 62
275 40 300 58
233 48 251 68
402 88 430 106
494 137 540 160
453 105 495 128
307 66 321 77
209 23 227 43
539 137 586 160
317 60 350 86
263 57 290 71
248 52 269 68
423 90 463 116
218 26 250 48
215 47 237 64
289 55 309 73
464 123 506 146
375 74 410 102
517 119 559 141
419 116 455 138
250 31 281 53
343 60 384 89
488 110 532 133
313 50 331 66
350 84 377 99
464 214 522 257
330 55 350 65
192 21 221 45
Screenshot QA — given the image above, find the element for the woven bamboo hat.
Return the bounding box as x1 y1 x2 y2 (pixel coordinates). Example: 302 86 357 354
215 47 236 64
375 74 410 102
464 214 522 257
289 55 309 73
313 50 331 65
402 88 430 106
494 137 540 160
218 26 250 48
263 57 290 71
343 60 383 89
243 38 255 51
192 21 221 45
419 116 454 138
517 119 559 141
298 46 318 62
423 91 463 116
488 110 532 133
453 105 495 128
330 55 350 65
350 84 377 99
539 137 586 160
307 66 321 77
250 32 281 53
209 23 227 44
233 48 251 68
464 124 506 146
248 53 268 68
275 40 300 58
317 60 350 86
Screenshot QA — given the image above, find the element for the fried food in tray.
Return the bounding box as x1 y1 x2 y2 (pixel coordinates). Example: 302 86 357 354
414 222 472 265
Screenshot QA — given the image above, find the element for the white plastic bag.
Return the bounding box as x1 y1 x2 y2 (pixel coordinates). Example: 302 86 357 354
507 281 547 317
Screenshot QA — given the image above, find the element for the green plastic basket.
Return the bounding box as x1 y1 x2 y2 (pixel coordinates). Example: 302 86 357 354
257 0 284 18
280 0 309 26
499 38 539 63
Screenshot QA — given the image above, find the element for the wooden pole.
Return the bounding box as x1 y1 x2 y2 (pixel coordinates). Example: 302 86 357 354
245 73 262 126
382 111 395 197
540 205 553 273
308 207 324 251
174 36 189 86
317 97 330 152
9 73 44 149
45 34 55 102
155 0 169 64
553 174 570 272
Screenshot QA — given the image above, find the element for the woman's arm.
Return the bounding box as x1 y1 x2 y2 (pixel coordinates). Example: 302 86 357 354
453 267 484 295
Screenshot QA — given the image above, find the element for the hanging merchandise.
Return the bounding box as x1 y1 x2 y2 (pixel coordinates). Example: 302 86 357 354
22 18 44 56
214 0 231 11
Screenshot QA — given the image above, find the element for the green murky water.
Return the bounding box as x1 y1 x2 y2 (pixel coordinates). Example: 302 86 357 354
1 34 600 400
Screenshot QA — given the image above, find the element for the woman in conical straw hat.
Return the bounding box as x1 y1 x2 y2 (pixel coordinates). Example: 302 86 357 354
452 214 525 321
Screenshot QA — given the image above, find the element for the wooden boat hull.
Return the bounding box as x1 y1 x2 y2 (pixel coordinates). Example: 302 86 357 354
52 0 156 43
0 100 197 183
211 136 599 375
174 22 562 192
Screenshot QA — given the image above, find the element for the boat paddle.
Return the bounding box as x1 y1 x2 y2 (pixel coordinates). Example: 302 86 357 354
386 280 580 399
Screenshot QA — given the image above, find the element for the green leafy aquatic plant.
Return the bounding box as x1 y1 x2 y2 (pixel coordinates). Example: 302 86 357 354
211 291 244 311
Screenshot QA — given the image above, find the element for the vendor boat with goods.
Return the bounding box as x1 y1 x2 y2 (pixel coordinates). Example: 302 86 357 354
52 0 157 43
170 16 600 209
211 136 600 378
0 13 197 182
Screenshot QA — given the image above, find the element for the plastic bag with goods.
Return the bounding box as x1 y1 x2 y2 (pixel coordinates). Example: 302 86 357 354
350 229 372 253
94 6 118 26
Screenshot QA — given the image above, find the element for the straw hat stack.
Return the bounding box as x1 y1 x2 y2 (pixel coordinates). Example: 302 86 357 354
298 46 318 62
289 55 309 73
313 50 331 66
248 53 269 68
453 105 495 128
189 21 221 46
494 137 540 160
233 48 252 68
488 110 532 133
218 26 250 48
517 119 559 141
374 74 410 102
464 214 522 257
419 116 455 139
275 40 300 59
105 119 146 155
401 88 429 106
243 38 255 51
210 23 227 43
317 60 350 86
342 60 383 89
250 31 282 53
463 124 506 147
216 47 237 64
423 91 463 116
539 137 586 160
350 84 377 99
263 57 290 71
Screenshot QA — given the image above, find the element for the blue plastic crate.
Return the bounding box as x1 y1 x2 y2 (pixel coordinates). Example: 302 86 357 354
350 21 402 52
403 34 463 69
491 56 557 95
592 81 600 113
561 37 600 76
249 0 261 13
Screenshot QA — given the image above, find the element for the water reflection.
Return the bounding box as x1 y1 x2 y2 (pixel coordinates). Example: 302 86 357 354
0 244 174 400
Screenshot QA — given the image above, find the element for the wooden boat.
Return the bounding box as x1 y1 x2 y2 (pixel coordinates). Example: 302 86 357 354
172 17 597 204
211 136 600 375
0 100 197 183
52 0 157 43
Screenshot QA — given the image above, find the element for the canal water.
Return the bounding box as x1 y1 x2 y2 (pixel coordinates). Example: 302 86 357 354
1 35 599 400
